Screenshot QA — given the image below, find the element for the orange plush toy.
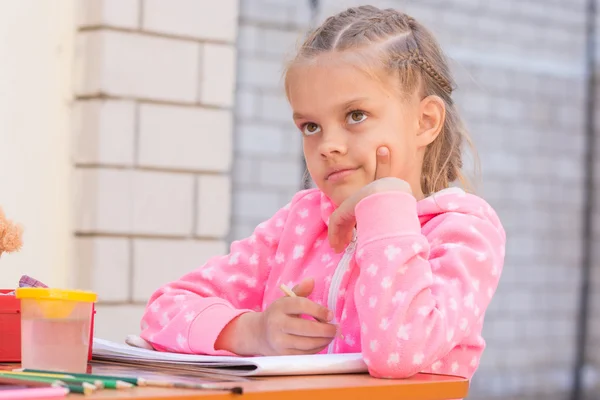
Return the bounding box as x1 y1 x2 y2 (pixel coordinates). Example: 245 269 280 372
0 207 23 258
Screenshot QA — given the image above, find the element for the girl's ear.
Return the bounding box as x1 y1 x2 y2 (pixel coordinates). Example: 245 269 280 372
416 95 445 147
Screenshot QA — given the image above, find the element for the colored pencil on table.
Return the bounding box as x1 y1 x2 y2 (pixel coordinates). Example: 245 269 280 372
22 368 244 394
20 369 133 389
0 375 61 388
1 370 105 388
142 380 244 394
20 368 243 394
0 373 96 395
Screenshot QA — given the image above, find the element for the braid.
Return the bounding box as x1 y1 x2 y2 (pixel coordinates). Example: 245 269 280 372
411 52 453 94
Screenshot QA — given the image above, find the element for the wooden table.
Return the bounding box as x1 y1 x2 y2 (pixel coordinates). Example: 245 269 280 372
1 364 468 399
73 372 468 400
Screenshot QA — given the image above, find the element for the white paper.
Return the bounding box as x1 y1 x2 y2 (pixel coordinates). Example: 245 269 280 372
92 338 367 376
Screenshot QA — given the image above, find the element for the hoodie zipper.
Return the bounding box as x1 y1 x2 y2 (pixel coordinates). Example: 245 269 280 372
326 230 357 354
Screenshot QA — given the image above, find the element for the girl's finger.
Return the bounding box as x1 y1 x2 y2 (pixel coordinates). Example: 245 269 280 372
281 297 334 322
279 342 331 355
283 317 338 338
374 146 391 180
328 206 356 253
285 334 335 351
291 278 315 298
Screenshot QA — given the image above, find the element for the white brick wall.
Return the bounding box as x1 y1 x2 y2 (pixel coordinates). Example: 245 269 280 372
74 237 130 302
72 100 136 166
196 175 231 238
142 0 238 42
131 171 195 236
76 0 140 29
73 0 238 342
75 31 199 102
74 168 133 234
200 44 237 107
137 104 232 172
132 239 226 301
93 305 146 342
75 169 195 236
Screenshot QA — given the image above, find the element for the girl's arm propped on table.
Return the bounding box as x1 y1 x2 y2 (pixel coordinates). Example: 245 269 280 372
139 194 300 356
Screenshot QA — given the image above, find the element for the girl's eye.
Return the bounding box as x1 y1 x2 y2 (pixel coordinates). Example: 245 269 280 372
347 111 367 124
302 122 321 136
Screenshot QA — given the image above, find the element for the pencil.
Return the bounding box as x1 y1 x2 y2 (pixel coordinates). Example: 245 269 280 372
0 375 60 388
21 369 241 394
23 369 141 388
18 369 132 389
2 370 105 389
0 373 96 395
279 283 343 339
141 379 243 394
279 283 297 297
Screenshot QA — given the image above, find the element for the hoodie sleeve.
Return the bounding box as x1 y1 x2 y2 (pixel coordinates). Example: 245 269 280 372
139 194 299 356
352 190 505 378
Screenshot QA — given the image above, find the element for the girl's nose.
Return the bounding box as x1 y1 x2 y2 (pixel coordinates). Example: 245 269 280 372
318 131 348 158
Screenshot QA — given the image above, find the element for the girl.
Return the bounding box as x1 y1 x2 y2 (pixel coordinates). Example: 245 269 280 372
140 5 506 380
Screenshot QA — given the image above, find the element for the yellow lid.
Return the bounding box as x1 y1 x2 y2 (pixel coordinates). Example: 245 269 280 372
16 288 97 303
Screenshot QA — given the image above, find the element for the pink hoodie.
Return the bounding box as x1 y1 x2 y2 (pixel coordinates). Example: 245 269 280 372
140 187 505 379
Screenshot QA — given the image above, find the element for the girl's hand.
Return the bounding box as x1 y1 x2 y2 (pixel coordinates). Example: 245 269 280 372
255 278 338 355
328 147 412 252
218 279 338 356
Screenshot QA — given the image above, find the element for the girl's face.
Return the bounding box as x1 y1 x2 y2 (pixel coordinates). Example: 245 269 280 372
287 59 440 206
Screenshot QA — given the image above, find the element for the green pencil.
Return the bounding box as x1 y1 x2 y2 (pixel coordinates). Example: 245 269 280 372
22 369 135 388
21 368 243 394
0 373 96 395
1 370 104 389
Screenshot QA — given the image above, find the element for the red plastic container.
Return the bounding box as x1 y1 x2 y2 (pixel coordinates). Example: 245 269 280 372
0 289 96 363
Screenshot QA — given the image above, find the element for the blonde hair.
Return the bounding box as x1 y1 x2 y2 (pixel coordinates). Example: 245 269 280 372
285 6 477 195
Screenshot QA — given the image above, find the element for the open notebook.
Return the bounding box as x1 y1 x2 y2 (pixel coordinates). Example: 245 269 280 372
92 337 367 377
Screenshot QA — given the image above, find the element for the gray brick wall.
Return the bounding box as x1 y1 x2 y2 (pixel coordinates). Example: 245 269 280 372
587 8 600 398
232 0 598 398
231 0 312 241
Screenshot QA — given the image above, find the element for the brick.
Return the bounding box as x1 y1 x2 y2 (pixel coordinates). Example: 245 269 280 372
74 169 133 233
229 223 257 242
233 189 281 220
258 159 302 188
232 156 259 186
400 2 441 26
258 93 293 123
138 104 232 172
142 0 237 42
237 25 259 54
93 305 146 342
196 175 231 238
289 1 312 28
199 44 237 107
235 89 259 120
240 0 290 25
75 31 199 102
237 123 285 155
132 239 227 301
72 99 135 166
76 0 140 29
74 237 130 302
282 124 303 156
261 28 301 58
237 57 285 90
131 171 194 236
